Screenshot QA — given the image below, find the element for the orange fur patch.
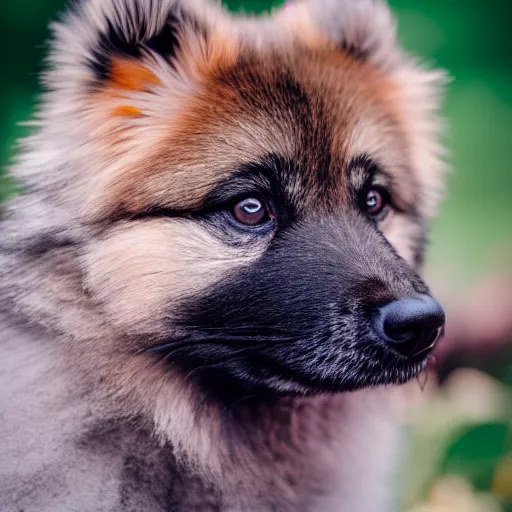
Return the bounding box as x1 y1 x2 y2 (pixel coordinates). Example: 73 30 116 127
110 58 161 91
111 105 144 117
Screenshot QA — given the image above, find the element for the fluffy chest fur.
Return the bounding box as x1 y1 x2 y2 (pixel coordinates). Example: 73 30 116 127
0 320 400 512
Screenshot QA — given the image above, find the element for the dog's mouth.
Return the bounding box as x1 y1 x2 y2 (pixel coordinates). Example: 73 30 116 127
146 320 443 397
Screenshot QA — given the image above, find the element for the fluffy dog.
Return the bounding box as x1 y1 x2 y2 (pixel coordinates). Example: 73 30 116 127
0 0 446 510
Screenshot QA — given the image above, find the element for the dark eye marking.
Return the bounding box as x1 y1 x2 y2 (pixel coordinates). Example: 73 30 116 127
114 156 295 238
348 155 407 221
348 154 380 191
202 156 297 227
202 167 274 210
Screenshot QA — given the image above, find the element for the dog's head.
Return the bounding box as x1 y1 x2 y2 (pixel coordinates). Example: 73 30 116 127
35 0 446 397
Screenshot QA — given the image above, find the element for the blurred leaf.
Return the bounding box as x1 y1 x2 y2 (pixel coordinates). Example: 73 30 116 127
441 423 511 492
493 453 512 500
0 175 17 202
223 0 282 13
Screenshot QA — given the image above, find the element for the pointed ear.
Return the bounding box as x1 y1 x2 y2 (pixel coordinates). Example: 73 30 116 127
277 0 400 71
46 0 237 127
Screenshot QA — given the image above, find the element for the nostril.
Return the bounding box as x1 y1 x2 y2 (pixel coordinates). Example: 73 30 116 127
383 324 417 344
373 295 445 358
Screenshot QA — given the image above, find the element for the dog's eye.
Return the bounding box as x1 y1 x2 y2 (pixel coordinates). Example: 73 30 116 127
232 197 271 226
365 188 389 219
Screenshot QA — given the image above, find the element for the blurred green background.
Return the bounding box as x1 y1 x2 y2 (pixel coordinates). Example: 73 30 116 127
1 1 511 510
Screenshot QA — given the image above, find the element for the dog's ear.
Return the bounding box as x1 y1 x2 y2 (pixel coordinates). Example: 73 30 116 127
277 0 400 71
46 0 236 127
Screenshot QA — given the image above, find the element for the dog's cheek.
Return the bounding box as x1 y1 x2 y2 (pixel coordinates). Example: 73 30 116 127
82 219 263 339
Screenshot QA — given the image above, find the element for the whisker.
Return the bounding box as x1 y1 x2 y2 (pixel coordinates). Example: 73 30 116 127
180 349 249 385
177 324 297 335
147 331 301 354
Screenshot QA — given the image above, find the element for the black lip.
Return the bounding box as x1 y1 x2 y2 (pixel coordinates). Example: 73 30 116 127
266 348 432 392
147 331 435 397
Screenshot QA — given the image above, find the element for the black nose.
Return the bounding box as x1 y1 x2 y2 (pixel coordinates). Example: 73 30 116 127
372 295 445 358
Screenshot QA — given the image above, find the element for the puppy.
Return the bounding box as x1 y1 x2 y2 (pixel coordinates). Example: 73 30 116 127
0 0 446 510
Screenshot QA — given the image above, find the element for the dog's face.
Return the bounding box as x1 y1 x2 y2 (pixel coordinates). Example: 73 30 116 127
47 0 446 397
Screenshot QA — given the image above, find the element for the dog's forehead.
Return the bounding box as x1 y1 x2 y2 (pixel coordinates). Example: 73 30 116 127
186 48 415 210
91 45 416 219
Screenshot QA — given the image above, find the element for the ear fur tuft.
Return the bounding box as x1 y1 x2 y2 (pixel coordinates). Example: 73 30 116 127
46 0 229 95
285 0 400 71
87 5 195 85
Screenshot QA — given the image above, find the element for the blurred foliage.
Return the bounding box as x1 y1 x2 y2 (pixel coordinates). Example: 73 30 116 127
1 1 511 510
442 423 510 492
402 367 512 511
